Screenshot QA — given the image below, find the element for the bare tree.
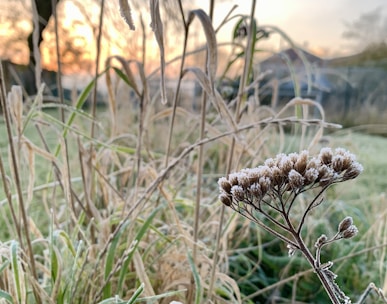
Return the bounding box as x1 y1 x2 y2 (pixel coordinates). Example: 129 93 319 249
343 7 387 50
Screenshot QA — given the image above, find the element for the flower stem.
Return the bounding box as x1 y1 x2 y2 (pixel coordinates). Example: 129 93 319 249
292 231 342 304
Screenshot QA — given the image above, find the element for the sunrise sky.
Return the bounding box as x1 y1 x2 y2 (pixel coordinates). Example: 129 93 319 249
212 0 387 58
1 0 386 72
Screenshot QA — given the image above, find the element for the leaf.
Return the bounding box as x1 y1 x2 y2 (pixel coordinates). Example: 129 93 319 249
117 204 164 293
103 219 131 299
10 241 21 303
0 289 14 304
53 68 108 158
126 283 144 304
187 251 202 304
182 67 237 131
187 9 218 88
150 0 167 104
106 56 141 95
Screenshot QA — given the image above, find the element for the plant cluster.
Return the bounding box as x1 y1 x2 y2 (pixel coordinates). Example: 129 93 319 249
218 148 385 303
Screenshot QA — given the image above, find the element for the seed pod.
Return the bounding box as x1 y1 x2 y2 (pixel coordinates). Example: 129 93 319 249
219 193 232 206
315 234 328 248
338 216 353 233
342 225 358 239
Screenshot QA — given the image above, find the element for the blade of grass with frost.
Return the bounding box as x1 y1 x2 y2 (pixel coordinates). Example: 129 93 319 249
106 56 141 96
96 284 144 304
39 81 98 208
275 97 331 149
187 10 217 91
51 246 64 304
10 241 22 303
126 282 144 304
0 260 10 275
21 84 44 134
188 251 202 304
150 0 166 104
49 213 59 289
135 289 187 303
117 204 165 293
0 290 13 304
103 219 131 299
68 240 84 303
53 230 77 257
133 252 155 297
53 67 108 158
233 16 258 88
40 112 138 155
182 67 237 131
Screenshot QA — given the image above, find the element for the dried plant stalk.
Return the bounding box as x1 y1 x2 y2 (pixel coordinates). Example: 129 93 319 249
219 148 364 303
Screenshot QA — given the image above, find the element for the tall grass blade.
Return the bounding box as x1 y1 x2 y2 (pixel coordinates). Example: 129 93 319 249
135 289 187 302
117 204 164 293
0 290 14 304
187 251 202 304
103 220 131 299
10 241 22 304
150 0 166 104
126 282 144 304
57 68 107 145
187 9 217 87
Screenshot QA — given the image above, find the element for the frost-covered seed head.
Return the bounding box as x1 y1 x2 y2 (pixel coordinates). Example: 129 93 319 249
247 168 260 183
278 155 294 175
250 183 262 198
258 166 272 179
218 148 363 213
294 150 309 174
228 173 239 186
218 177 231 194
342 225 358 239
319 147 333 165
231 185 245 202
264 158 275 168
237 173 250 189
315 234 328 247
271 167 284 187
289 152 299 164
338 216 353 233
332 155 345 172
259 177 271 194
304 168 319 185
274 153 286 166
343 163 363 180
318 165 335 186
219 193 232 206
288 169 304 189
306 157 321 170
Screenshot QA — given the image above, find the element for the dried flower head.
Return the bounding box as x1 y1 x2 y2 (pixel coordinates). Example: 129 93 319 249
341 225 358 239
217 148 363 303
315 234 328 248
288 169 304 189
218 148 363 211
319 147 333 165
338 216 353 233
